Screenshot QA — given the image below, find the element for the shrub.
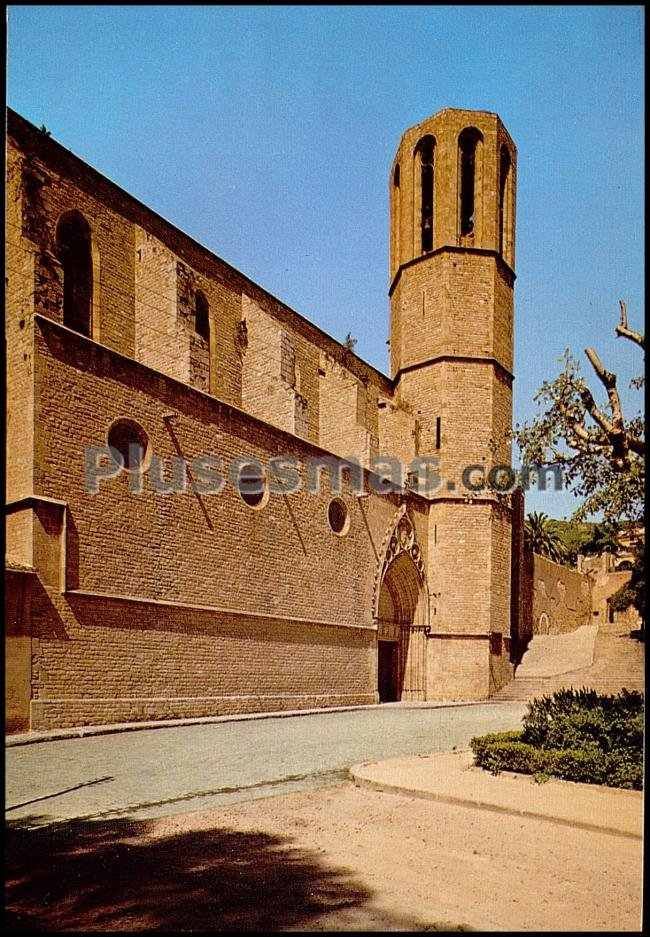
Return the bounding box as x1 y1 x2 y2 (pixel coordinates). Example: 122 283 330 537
470 733 643 789
521 687 644 753
471 734 543 775
471 688 644 790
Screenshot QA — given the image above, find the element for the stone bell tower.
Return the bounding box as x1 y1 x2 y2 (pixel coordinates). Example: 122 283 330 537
389 108 518 697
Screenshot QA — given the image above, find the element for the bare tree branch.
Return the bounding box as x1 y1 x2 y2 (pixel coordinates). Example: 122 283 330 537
516 301 644 520
584 347 624 426
615 300 645 349
579 346 644 464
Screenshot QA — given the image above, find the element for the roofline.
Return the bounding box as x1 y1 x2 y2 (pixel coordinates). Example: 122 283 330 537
6 107 394 394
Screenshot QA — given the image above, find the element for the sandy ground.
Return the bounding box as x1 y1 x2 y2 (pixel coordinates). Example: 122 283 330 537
6 782 642 932
352 751 643 838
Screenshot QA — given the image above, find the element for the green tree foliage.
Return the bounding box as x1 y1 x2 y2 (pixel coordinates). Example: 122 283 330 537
580 520 622 556
546 518 594 565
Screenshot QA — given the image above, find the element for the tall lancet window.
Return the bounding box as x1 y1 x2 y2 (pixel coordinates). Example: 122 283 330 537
416 135 435 253
391 163 401 270
458 128 482 237
56 210 94 337
195 289 210 341
499 145 512 259
194 289 211 390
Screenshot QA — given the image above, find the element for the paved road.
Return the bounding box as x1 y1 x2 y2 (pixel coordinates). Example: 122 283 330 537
6 702 526 823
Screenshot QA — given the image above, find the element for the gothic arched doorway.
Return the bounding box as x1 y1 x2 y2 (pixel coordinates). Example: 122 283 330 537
377 551 428 702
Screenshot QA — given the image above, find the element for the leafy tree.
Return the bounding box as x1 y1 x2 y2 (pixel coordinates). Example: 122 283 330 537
580 520 623 556
514 301 644 523
546 518 594 565
524 511 567 563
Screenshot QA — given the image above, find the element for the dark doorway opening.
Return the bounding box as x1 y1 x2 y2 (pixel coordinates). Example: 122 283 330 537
378 641 399 703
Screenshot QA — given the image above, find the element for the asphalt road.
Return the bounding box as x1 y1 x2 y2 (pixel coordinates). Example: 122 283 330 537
6 702 527 823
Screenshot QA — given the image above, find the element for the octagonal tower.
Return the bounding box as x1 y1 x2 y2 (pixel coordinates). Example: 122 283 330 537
389 108 518 697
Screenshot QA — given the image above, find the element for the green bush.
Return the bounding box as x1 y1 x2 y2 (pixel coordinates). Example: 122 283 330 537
471 688 644 790
470 733 643 790
521 687 644 753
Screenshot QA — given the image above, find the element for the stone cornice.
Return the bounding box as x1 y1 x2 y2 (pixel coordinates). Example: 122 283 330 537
389 244 516 297
395 353 514 384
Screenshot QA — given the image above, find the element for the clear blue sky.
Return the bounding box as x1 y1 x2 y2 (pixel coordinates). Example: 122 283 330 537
7 5 644 519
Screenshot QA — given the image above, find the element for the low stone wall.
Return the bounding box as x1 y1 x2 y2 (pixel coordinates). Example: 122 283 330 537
29 692 375 732
531 553 592 636
582 554 641 632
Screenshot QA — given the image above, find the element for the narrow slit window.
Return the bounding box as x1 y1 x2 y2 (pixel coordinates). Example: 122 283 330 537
56 211 93 337
459 128 481 237
435 416 441 450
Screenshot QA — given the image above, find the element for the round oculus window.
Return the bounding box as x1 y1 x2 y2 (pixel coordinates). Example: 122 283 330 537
237 462 269 509
327 497 350 536
107 418 150 472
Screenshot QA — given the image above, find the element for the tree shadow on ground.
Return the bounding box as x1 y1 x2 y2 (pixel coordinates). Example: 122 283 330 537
4 813 439 932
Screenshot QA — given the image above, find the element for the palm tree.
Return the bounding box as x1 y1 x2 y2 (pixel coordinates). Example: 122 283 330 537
524 512 567 563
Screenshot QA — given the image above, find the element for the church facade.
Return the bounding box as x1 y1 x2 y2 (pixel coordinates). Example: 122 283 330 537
6 106 525 732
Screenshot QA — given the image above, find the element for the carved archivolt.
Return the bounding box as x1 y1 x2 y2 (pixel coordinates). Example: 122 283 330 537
372 504 427 619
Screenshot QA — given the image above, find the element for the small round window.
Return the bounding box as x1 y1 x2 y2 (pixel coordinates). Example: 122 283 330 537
328 497 350 536
107 418 150 472
237 462 269 510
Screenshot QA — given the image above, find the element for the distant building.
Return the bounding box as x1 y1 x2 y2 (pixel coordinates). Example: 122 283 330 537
578 525 644 631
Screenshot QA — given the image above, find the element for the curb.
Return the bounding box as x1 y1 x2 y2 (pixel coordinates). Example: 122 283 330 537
349 770 642 840
6 699 525 748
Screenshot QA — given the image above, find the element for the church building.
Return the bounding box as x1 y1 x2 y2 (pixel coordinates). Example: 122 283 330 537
6 106 523 732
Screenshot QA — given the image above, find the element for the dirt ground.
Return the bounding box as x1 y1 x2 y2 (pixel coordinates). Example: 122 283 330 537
6 782 642 932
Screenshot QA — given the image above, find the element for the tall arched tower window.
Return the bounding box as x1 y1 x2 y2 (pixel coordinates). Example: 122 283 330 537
56 211 93 337
391 163 401 272
195 289 210 341
458 128 483 238
499 144 512 262
414 135 435 253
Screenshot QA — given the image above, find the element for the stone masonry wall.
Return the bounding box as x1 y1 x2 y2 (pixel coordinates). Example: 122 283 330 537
530 552 592 636
20 316 432 728
318 352 379 467
240 294 298 435
6 149 35 508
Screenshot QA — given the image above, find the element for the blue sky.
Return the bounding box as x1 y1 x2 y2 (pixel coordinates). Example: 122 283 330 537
7 5 644 518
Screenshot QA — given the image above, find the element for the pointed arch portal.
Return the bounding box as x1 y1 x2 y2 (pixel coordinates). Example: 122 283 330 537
374 509 430 703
